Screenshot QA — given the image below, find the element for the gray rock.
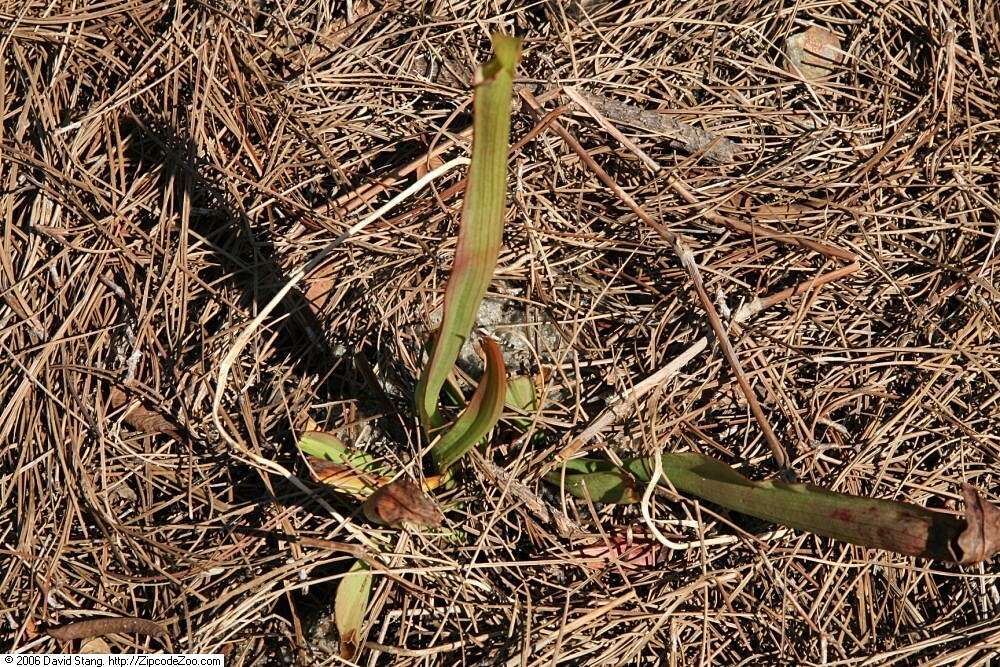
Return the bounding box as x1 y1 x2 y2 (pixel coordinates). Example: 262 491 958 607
429 295 563 377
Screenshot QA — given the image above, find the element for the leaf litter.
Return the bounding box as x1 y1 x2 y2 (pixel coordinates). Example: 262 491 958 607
3 0 1000 663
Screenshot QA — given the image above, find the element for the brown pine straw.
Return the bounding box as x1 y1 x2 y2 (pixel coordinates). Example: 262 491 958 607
4 0 999 661
558 260 860 461
520 88 798 470
543 87 862 461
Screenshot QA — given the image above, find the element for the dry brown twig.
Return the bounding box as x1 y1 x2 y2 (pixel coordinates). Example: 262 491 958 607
565 87 740 165
559 260 859 460
475 454 588 540
47 617 166 642
539 85 863 467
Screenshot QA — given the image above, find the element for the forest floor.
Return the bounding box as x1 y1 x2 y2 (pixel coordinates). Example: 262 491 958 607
2 0 999 663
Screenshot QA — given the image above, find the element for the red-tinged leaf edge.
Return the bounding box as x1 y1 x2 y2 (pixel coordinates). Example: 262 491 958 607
430 336 507 471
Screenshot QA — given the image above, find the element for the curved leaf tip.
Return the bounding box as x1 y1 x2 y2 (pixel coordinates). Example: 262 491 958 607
430 336 508 471
486 34 522 77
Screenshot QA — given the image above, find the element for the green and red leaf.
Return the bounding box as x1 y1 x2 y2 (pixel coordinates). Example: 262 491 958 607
429 336 508 471
415 35 521 453
548 451 1000 564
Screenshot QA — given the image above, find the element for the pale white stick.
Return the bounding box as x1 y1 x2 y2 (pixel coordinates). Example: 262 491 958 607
639 446 688 550
557 296 765 459
641 448 792 552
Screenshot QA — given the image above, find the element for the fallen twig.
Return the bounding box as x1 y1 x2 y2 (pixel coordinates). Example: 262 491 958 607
48 617 166 642
558 261 859 459
566 87 739 165
476 454 588 540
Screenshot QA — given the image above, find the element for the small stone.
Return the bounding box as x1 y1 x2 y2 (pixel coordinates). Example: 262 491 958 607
428 295 563 376
785 26 843 81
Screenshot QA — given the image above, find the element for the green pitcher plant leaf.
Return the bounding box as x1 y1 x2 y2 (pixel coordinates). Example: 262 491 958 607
415 34 521 444
298 431 378 469
297 431 386 498
298 431 450 499
504 373 539 431
547 451 1000 563
430 336 508 471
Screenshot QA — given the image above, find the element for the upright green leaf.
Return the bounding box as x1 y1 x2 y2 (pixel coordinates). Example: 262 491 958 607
335 559 372 660
415 34 521 438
